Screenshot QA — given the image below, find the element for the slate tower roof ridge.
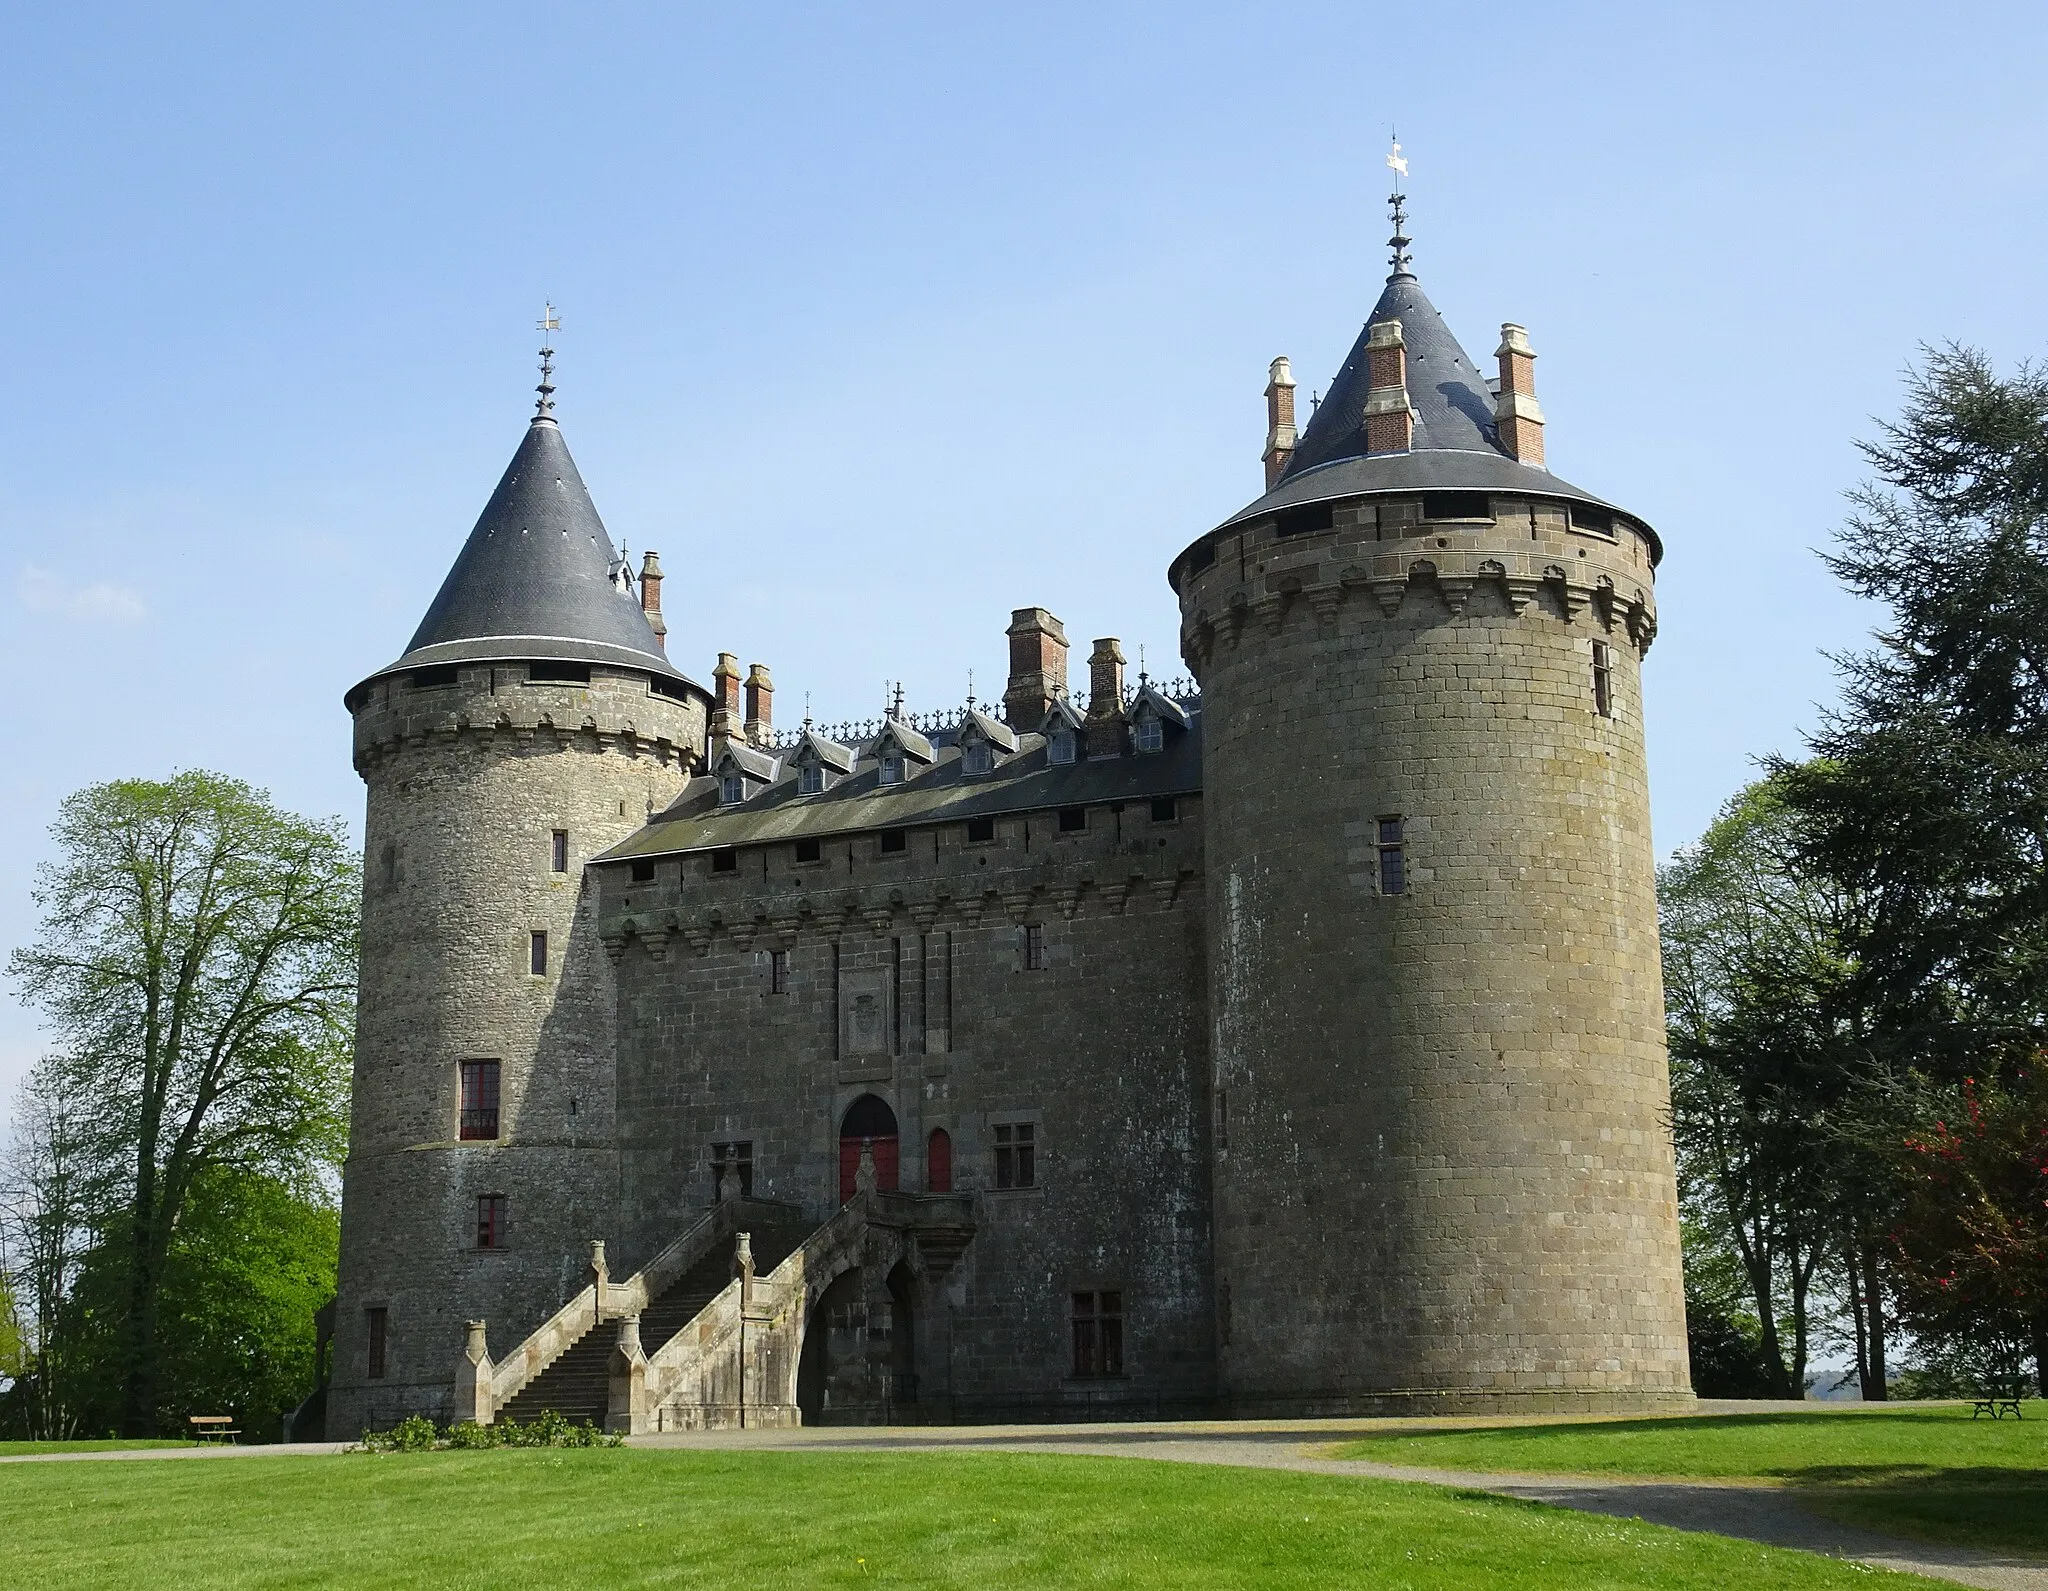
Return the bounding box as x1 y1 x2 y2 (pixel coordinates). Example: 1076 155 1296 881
355 413 699 692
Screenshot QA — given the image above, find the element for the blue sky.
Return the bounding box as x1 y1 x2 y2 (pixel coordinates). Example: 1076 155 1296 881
4 1 2046 1099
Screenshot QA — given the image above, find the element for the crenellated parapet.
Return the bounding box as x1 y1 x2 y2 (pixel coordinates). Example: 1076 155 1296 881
1175 492 1658 679
349 663 707 776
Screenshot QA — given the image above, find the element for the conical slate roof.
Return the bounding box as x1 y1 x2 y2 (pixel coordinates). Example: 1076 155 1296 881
1185 262 1656 566
1283 271 1500 477
360 416 696 688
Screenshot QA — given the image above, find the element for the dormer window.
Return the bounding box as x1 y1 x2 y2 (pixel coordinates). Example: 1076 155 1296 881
1049 728 1077 765
962 739 993 777
720 772 746 804
879 752 905 786
800 763 827 795
1133 716 1163 754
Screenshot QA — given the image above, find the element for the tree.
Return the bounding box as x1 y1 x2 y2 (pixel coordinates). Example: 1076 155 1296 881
1889 1062 2048 1395
7 773 357 1435
1659 775 1891 1397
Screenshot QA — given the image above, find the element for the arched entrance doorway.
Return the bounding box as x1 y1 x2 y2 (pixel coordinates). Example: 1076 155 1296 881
838 1094 899 1203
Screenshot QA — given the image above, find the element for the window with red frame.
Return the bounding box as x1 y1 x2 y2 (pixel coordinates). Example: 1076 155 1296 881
459 1059 500 1141
476 1194 506 1249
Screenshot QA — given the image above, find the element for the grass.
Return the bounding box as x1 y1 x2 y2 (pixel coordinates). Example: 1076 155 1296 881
0 1447 1947 1589
1333 1403 2048 1555
0 1438 189 1456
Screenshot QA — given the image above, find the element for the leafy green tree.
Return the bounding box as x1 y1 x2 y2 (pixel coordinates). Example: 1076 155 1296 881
7 773 357 1435
1659 775 1888 1397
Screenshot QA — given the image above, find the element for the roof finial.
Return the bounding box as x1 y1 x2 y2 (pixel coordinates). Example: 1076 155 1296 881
1385 135 1413 280
891 680 906 720
804 691 813 732
535 301 561 419
966 667 976 713
1139 642 1150 687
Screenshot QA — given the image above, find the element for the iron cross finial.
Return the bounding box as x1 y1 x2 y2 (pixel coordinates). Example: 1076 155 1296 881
535 301 561 418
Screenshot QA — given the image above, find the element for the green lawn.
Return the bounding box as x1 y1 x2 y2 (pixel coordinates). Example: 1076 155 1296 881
0 1439 189 1456
0 1448 1944 1589
1334 1404 2048 1555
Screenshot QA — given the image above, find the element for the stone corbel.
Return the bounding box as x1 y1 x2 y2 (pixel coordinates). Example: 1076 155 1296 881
681 924 712 957
1222 594 1249 650
1309 586 1342 627
1503 575 1542 615
1053 883 1086 920
1000 889 1037 925
1371 577 1408 617
1435 576 1475 616
729 918 760 953
1099 879 1134 916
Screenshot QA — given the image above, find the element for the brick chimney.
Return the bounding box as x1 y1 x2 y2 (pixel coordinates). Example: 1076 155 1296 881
712 652 741 739
1262 356 1297 489
743 664 773 747
1084 638 1126 757
1494 323 1546 466
1361 320 1413 454
639 550 667 652
1003 607 1069 729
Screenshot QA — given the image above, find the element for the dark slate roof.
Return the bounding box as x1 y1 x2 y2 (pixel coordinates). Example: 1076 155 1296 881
712 738 780 782
1168 267 1661 588
354 417 701 692
599 719 1202 861
1284 272 1499 475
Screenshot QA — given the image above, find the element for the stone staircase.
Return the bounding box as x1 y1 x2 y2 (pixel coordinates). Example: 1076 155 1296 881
498 1221 810 1425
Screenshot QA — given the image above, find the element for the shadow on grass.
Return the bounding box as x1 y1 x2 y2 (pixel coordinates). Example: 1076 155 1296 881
1790 1465 2048 1557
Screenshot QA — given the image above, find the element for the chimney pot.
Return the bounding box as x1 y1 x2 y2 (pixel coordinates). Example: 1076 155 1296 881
743 664 774 747
1003 607 1069 729
1362 320 1414 454
1263 356 1298 489
1494 322 1545 466
1084 638 1127 757
712 652 742 739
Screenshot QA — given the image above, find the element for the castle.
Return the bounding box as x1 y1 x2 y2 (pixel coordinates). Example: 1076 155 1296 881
328 200 1692 1435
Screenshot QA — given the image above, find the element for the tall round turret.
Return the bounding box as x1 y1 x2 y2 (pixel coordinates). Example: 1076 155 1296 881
329 411 709 1433
1172 253 1691 1413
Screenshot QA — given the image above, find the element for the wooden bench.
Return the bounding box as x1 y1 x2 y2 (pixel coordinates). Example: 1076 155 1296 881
1970 1393 2024 1420
189 1415 240 1443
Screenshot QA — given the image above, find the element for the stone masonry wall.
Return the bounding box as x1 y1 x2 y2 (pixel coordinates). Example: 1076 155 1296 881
330 663 703 1434
599 791 1213 1419
1178 493 1691 1413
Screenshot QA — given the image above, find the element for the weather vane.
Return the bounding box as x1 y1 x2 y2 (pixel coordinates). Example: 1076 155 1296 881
1385 136 1412 277
535 301 561 418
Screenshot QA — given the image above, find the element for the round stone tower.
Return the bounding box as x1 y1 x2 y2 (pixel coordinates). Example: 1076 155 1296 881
329 400 710 1433
1171 216 1691 1413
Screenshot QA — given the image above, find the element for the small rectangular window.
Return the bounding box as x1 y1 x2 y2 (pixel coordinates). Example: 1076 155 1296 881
795 838 822 864
993 1122 1036 1189
1150 797 1177 823
1592 641 1615 718
966 816 996 844
366 1307 388 1380
720 773 747 804
475 1194 506 1250
1057 807 1086 833
1377 817 1406 896
962 741 993 776
1275 502 1335 537
650 674 690 702
770 948 791 994
878 753 905 786
1023 923 1046 970
1048 728 1077 765
1133 718 1163 754
459 1059 500 1141
1570 503 1616 537
551 829 569 872
711 1140 755 1199
711 848 738 874
799 763 826 795
630 858 656 883
529 931 548 975
527 661 592 685
409 665 460 689
1071 1290 1124 1377
1423 490 1492 522
879 830 907 854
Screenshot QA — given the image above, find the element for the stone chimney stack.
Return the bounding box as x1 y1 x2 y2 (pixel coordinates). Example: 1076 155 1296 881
1084 638 1126 757
1494 323 1546 466
743 664 774 748
1003 607 1070 729
639 550 667 652
712 652 741 739
1262 356 1297 489
1361 320 1413 454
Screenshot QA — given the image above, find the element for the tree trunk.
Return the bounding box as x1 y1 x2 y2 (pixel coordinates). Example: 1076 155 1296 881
1860 1242 1889 1400
2033 1310 2048 1400
1846 1239 1872 1399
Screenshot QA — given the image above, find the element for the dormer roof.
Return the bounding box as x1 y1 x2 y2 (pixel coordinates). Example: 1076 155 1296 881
1126 684 1192 732
1040 697 1085 735
353 415 701 696
712 738 779 784
958 708 1019 754
872 718 935 765
792 731 857 775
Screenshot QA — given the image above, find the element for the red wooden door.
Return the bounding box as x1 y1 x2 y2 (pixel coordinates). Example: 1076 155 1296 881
927 1128 952 1193
838 1134 899 1202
